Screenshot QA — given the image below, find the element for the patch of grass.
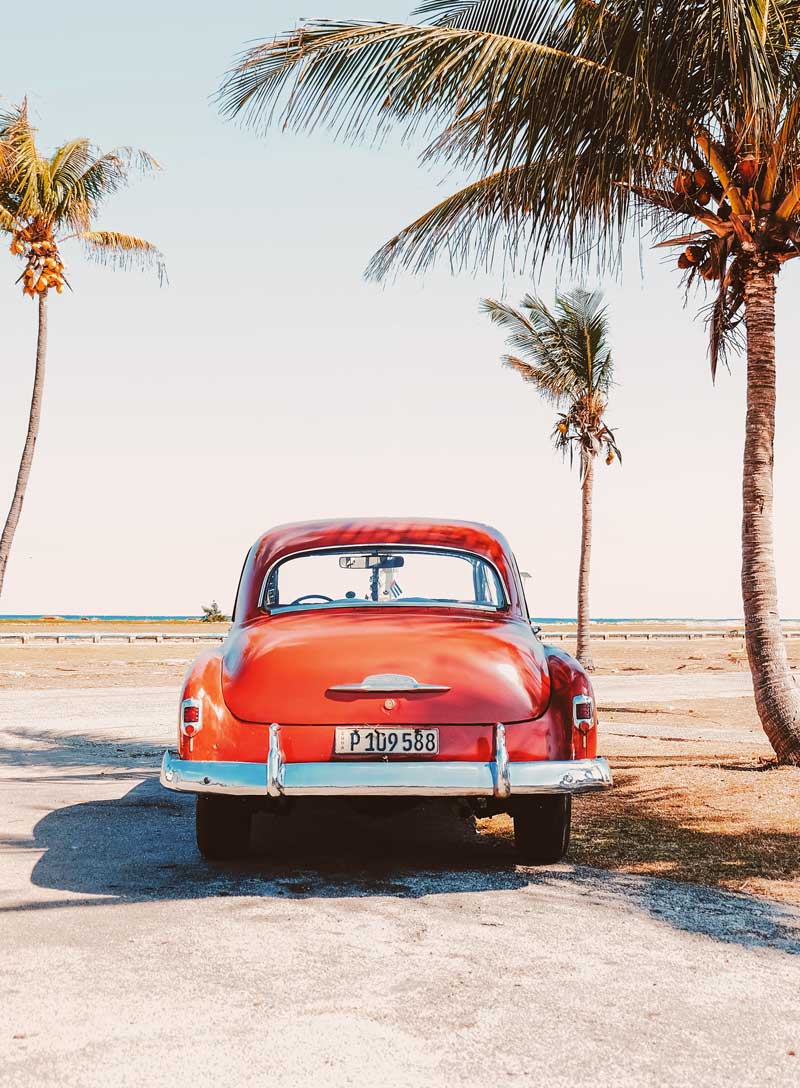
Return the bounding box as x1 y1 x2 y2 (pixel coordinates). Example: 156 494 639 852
482 759 800 905
576 760 800 904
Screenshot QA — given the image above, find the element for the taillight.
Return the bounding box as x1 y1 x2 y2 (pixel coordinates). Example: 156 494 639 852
573 694 594 731
181 698 202 737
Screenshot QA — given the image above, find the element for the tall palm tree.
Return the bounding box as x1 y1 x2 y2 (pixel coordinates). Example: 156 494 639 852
220 0 800 763
482 288 619 669
0 102 165 598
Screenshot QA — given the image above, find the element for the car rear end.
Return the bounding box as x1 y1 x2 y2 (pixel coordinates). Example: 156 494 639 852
160 527 612 862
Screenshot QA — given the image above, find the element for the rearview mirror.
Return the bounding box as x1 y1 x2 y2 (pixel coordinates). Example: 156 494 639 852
339 554 405 570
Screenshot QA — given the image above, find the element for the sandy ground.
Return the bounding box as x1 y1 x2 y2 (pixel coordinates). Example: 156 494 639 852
1 640 799 1086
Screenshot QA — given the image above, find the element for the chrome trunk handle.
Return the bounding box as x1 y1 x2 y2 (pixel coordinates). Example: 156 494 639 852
328 673 450 693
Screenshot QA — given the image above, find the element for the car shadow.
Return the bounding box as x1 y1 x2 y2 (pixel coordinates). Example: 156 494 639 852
5 775 800 954
16 777 527 903
0 726 165 774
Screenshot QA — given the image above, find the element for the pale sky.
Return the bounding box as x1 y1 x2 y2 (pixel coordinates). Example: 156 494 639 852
2 0 799 618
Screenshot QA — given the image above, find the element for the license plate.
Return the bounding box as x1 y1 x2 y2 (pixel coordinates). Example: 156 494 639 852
334 727 439 757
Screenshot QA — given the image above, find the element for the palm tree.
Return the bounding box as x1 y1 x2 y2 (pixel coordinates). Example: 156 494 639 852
219 0 800 764
0 102 165 598
482 288 619 669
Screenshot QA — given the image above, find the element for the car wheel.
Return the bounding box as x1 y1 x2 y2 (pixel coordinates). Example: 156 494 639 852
195 795 252 860
513 795 571 864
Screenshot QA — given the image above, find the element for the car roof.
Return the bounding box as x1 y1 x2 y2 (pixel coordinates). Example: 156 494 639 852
233 518 525 622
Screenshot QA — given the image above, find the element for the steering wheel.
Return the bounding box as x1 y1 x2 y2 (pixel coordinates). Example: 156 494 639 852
290 594 334 606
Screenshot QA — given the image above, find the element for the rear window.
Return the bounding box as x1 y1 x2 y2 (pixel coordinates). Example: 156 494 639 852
262 547 506 612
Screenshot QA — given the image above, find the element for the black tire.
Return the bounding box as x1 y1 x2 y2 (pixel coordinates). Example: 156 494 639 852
513 795 571 864
195 794 252 861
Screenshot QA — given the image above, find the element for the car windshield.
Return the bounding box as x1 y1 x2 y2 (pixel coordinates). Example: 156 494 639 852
263 547 506 612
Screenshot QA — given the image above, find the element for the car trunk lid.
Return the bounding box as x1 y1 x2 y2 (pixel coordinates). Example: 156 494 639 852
221 609 550 726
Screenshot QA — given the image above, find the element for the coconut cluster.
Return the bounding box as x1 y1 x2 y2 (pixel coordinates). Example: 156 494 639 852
677 244 707 271
671 159 764 276
557 414 616 465
9 231 67 297
672 167 715 206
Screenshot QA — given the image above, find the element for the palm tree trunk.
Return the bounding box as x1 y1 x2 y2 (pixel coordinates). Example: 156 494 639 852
742 260 800 764
576 455 595 670
0 293 48 599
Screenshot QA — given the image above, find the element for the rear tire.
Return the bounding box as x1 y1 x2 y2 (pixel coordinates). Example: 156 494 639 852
195 795 252 860
513 795 571 864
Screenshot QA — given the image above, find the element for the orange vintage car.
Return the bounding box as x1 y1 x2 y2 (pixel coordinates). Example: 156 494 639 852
160 518 612 862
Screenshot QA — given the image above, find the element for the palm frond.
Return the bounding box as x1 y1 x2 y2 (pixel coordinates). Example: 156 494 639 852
554 286 613 393
482 295 583 401
224 2 800 370
501 353 575 404
218 15 652 164
48 139 92 191
68 148 160 208
413 0 561 40
0 102 42 219
367 164 540 279
74 231 167 285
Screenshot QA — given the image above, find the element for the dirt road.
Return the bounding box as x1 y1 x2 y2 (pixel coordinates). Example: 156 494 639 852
1 681 798 1087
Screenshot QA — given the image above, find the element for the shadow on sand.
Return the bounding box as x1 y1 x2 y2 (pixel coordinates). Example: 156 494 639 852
0 726 164 774
4 773 800 955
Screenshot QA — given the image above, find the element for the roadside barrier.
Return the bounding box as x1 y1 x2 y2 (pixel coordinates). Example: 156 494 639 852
542 629 800 641
0 632 227 645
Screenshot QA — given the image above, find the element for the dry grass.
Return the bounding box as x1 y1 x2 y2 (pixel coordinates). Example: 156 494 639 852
483 750 800 905
560 635 800 674
576 757 800 904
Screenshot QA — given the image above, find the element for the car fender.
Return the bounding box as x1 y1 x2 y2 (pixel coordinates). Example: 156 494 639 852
535 644 598 760
178 649 268 763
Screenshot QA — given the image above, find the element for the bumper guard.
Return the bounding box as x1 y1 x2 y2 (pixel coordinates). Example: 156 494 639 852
160 723 613 799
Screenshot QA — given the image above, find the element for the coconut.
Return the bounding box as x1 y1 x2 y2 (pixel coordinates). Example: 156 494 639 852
673 171 695 196
737 157 758 186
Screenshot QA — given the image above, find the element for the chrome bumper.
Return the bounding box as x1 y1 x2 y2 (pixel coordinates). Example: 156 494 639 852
160 723 613 799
